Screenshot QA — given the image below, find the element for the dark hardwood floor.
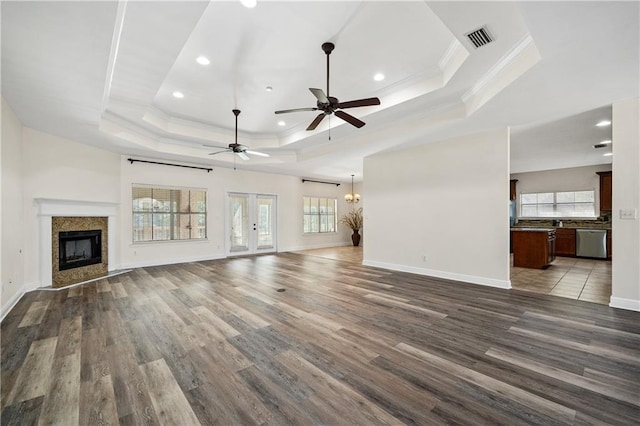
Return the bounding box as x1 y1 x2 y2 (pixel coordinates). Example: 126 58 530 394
2 252 639 425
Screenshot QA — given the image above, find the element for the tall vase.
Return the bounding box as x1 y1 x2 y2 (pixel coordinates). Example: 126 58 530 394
351 229 361 247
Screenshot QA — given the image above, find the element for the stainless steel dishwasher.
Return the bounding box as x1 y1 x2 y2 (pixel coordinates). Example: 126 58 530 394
576 229 607 258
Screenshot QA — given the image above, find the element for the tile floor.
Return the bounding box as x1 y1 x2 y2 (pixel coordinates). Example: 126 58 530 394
510 255 612 305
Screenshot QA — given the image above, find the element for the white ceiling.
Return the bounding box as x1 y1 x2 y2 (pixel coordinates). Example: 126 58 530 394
2 1 638 182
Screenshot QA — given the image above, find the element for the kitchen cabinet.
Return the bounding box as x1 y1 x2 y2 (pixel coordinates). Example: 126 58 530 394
597 171 612 212
607 230 612 259
510 179 518 201
511 228 556 269
555 228 576 257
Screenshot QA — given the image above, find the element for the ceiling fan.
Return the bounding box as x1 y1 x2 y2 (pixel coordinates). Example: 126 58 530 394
275 42 381 131
206 109 270 162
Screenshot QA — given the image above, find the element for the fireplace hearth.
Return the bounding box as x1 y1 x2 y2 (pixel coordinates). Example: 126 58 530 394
59 229 102 271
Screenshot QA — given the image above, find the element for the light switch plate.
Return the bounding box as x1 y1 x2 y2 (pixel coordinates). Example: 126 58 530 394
619 209 637 220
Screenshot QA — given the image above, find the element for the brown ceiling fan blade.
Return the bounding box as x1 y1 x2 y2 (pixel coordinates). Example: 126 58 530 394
306 113 326 131
335 110 365 128
338 97 381 109
209 149 230 156
309 88 329 104
275 107 318 114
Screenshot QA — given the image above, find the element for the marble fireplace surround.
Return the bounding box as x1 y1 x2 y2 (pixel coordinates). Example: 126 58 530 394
35 198 118 288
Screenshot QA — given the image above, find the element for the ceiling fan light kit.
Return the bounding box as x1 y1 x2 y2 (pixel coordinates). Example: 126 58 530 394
275 42 380 131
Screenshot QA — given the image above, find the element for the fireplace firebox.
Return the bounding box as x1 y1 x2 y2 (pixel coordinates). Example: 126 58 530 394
58 230 102 271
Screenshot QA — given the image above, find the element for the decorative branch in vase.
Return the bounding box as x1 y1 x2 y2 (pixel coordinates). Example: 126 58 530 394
339 207 363 247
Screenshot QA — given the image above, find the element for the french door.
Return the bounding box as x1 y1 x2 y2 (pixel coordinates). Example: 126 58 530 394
227 193 277 255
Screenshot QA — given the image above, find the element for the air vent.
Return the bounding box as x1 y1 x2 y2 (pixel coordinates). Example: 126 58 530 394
465 26 494 49
594 143 608 149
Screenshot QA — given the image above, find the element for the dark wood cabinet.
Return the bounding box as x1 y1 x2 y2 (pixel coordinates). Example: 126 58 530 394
607 229 612 259
512 229 556 269
555 228 576 257
510 179 518 201
597 171 612 212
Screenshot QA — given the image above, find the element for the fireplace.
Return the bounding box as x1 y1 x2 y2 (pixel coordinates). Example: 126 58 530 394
51 216 108 288
58 230 102 271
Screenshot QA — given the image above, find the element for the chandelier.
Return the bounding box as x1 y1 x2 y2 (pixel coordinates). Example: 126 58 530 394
344 174 361 203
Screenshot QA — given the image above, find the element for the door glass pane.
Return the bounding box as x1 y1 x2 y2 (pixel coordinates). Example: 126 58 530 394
230 195 249 251
257 196 274 249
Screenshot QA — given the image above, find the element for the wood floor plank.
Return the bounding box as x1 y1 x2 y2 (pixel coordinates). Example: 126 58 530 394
139 358 201 426
7 337 57 404
18 301 51 328
54 316 82 358
38 351 81 425
79 374 119 426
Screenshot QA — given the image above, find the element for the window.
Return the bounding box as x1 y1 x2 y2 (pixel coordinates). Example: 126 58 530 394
303 197 337 233
132 186 206 242
520 190 595 218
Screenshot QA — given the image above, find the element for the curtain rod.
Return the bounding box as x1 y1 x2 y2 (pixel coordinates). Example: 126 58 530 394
128 158 212 173
301 179 340 187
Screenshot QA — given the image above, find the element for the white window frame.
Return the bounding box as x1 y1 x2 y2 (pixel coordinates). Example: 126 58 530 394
303 196 338 234
132 184 207 243
519 190 596 219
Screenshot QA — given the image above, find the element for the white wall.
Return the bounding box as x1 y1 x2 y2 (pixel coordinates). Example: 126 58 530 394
120 156 352 268
17 128 353 283
21 128 122 286
611 97 640 311
363 127 511 288
511 164 612 217
1 98 26 315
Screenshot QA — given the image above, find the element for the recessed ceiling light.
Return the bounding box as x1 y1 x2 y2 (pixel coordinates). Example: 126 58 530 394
196 56 210 65
266 86 273 92
240 0 257 8
172 91 184 99
603 152 613 156
373 73 385 81
278 121 285 126
600 140 612 144
596 120 611 127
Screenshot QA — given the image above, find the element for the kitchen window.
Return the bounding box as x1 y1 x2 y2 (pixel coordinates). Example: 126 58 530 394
519 190 596 218
132 185 207 242
303 197 337 233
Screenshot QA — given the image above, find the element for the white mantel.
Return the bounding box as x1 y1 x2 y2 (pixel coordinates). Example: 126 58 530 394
35 198 119 288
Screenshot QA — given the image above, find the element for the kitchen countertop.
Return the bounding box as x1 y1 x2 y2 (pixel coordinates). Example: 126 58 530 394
512 225 611 230
510 227 555 232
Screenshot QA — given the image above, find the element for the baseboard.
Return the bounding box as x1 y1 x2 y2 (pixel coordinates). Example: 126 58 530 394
1 283 29 321
282 241 352 252
362 259 512 289
120 253 227 269
609 296 640 312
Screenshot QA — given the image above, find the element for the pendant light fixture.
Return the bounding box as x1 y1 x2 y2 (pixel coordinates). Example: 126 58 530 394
344 174 360 204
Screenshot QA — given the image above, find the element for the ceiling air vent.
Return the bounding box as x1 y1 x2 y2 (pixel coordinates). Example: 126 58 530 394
465 26 494 49
594 143 608 149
